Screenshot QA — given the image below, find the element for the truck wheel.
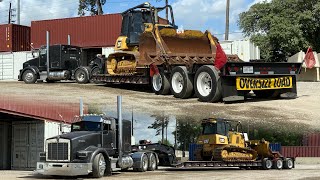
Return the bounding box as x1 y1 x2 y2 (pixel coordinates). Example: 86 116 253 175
152 70 170 95
137 154 149 172
283 158 294 169
170 66 193 99
75 69 89 84
262 158 272 170
273 159 283 169
147 153 157 171
92 153 106 178
22 70 37 84
194 65 222 102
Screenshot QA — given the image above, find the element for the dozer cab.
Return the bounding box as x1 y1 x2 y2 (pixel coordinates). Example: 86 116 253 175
175 118 295 170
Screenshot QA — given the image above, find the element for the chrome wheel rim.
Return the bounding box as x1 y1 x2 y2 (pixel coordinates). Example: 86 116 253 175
197 72 212 97
151 155 156 170
153 74 162 91
172 72 184 93
277 160 283 168
99 155 106 176
77 72 85 81
143 156 148 170
266 160 272 169
287 159 293 168
25 72 34 81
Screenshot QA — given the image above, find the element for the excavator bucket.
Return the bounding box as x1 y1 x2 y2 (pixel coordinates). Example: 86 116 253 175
138 28 215 66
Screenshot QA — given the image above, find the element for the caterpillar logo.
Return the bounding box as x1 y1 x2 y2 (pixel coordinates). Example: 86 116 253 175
236 76 292 90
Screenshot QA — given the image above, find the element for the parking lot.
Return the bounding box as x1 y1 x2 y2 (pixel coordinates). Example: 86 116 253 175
1 163 320 180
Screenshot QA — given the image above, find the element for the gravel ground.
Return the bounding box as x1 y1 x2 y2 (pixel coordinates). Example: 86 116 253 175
1 164 320 180
0 81 320 129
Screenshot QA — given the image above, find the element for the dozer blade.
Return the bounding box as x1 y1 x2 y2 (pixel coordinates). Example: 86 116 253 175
138 28 215 66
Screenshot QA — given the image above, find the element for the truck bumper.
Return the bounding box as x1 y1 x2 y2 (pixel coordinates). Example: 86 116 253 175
36 162 92 176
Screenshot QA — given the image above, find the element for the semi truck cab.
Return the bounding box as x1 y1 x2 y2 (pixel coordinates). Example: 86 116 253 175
36 114 159 178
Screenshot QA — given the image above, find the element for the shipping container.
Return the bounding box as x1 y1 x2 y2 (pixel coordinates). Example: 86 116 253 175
31 14 122 49
269 143 281 152
0 51 34 80
188 143 202 161
281 146 320 157
302 133 320 146
0 24 31 52
220 40 260 62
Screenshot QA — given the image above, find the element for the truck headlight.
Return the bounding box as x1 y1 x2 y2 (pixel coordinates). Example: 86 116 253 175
77 151 91 159
39 152 46 157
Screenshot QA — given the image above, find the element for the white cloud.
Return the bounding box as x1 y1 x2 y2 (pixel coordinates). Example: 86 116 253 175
0 0 78 26
172 0 247 30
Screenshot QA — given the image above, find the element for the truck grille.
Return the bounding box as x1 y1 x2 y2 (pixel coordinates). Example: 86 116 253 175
46 139 70 161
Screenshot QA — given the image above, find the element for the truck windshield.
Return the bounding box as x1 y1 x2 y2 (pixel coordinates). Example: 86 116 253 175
71 121 102 131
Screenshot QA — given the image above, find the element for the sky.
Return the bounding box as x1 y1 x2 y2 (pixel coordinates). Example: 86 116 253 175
0 0 266 41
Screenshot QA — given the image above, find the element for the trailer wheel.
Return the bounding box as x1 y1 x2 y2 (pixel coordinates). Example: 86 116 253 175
262 158 273 170
92 153 106 178
152 70 170 95
148 153 157 171
75 68 89 84
137 154 149 172
22 70 37 84
170 66 193 99
283 158 294 169
194 65 222 102
273 159 283 169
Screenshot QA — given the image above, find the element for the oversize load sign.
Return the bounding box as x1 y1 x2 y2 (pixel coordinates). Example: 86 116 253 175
236 76 292 90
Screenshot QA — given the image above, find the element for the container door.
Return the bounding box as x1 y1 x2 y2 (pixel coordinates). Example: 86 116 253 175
28 123 44 168
12 123 28 169
0 53 14 80
12 121 44 170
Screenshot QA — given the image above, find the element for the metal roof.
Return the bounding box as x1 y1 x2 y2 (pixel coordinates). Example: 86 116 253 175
0 95 87 123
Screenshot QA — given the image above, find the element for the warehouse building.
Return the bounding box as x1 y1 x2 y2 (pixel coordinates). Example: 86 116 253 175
0 95 86 170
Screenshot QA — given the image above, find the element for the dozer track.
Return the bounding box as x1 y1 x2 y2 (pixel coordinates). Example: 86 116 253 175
214 147 257 162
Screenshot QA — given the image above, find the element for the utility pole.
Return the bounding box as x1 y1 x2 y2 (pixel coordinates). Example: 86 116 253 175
165 0 168 21
17 0 20 24
8 2 11 24
225 0 230 40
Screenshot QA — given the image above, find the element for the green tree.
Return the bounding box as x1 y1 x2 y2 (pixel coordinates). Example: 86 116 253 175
239 0 320 61
172 117 202 151
148 114 169 144
78 0 106 16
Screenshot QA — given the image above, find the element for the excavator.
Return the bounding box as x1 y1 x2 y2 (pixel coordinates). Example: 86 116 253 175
177 118 295 170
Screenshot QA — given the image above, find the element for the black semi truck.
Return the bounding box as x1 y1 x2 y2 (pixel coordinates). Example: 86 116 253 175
18 44 101 84
36 97 175 178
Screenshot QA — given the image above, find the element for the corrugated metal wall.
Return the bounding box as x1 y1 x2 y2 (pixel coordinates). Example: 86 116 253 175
31 14 122 48
281 146 320 157
0 24 31 52
303 133 320 146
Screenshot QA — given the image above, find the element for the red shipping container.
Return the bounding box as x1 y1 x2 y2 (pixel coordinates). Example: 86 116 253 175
302 133 320 146
281 146 320 157
31 14 122 49
0 24 31 52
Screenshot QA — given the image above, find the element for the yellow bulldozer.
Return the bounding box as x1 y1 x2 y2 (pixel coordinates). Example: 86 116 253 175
184 118 295 170
90 2 301 103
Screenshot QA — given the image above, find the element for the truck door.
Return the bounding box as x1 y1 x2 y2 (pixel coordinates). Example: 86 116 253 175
38 46 47 68
103 123 115 149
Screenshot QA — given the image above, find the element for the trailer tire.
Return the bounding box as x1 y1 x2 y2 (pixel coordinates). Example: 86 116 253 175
262 158 273 170
137 154 149 172
152 70 170 95
170 66 193 99
22 70 37 84
273 159 283 169
75 68 89 84
92 153 106 178
194 65 222 102
283 158 294 169
148 153 157 171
